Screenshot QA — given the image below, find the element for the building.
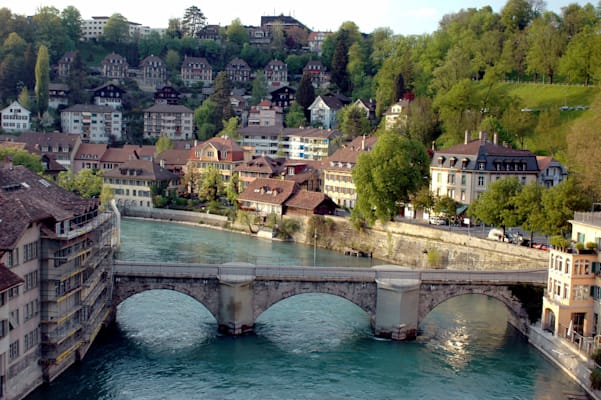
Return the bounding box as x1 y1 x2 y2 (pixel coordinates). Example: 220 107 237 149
430 131 539 205
0 161 118 391
269 85 296 109
100 53 128 79
537 156 568 188
154 86 181 105
353 98 377 126
308 94 344 129
248 27 271 47
307 31 331 56
237 126 286 157
302 60 330 89
237 177 299 218
57 51 77 79
264 60 288 89
0 131 81 170
72 143 109 173
138 55 167 90
181 56 213 87
234 155 285 190
48 83 70 110
542 212 601 342
225 58 251 82
92 83 125 109
81 16 152 41
61 105 123 143
260 15 307 33
384 99 410 130
247 100 284 127
285 191 337 217
321 135 378 208
0 101 31 133
142 104 194 141
101 159 178 208
287 127 342 161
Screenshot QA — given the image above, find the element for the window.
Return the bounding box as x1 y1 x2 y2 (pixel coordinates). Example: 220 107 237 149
7 287 18 300
461 174 466 185
24 271 38 291
447 174 455 184
477 176 485 187
9 340 19 361
9 310 18 330
0 320 7 338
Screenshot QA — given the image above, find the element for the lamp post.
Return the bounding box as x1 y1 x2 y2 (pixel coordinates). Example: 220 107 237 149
313 228 317 267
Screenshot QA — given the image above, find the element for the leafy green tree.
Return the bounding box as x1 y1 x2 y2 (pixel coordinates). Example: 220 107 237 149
165 49 181 76
67 51 87 104
3 32 27 55
500 0 537 32
331 31 350 94
296 72 315 121
225 172 240 206
406 96 438 145
541 178 590 235
166 18 183 39
251 70 267 105
433 195 458 220
57 169 103 198
226 18 249 48
210 71 234 132
194 99 218 140
0 148 43 173
199 166 223 202
285 102 308 128
411 187 436 213
35 45 50 118
526 12 566 84
500 30 529 81
61 6 82 46
559 26 601 85
103 13 129 43
99 185 114 211
32 6 67 61
218 117 240 140
512 182 545 244
182 6 206 38
468 177 522 234
155 135 173 155
337 104 371 140
18 87 30 110
352 133 430 224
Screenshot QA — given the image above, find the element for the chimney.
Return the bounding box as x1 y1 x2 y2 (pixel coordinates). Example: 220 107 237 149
361 134 365 151
493 133 498 145
464 130 470 144
2 156 13 170
479 131 487 142
194 139 197 147
432 140 436 151
160 159 165 168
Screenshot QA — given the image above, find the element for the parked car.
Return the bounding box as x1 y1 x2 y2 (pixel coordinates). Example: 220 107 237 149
429 216 447 225
487 228 517 243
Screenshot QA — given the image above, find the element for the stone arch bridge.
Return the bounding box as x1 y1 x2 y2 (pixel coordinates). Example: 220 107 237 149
112 261 546 340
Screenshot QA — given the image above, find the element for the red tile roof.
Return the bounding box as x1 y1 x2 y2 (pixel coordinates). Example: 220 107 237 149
238 178 298 205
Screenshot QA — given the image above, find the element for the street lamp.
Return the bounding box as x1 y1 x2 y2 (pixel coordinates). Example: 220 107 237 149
313 228 317 267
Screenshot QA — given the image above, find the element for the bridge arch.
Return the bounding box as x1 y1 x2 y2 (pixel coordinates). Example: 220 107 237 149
419 284 531 335
112 277 221 322
252 280 377 322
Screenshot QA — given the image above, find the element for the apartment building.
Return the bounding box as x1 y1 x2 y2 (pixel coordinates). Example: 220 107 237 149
61 105 123 144
142 104 194 141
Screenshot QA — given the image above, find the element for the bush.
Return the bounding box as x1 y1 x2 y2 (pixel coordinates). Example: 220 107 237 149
586 242 598 250
592 349 601 366
426 248 443 268
576 242 585 251
275 218 301 240
591 367 601 390
550 235 570 250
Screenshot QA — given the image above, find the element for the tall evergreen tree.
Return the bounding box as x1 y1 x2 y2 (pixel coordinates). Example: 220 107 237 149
35 44 50 118
296 72 315 121
182 6 206 38
331 32 350 94
210 72 234 132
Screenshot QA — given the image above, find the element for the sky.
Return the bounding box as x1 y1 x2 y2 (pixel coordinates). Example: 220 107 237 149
7 1 592 36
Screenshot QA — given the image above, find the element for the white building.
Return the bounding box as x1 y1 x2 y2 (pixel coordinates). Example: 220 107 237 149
61 104 123 144
81 16 153 41
0 101 31 133
143 104 194 141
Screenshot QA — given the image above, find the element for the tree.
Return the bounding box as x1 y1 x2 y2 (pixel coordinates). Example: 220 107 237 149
331 32 350 94
210 71 234 132
199 166 223 202
411 187 436 212
251 70 267 106
194 99 218 140
166 18 183 39
352 133 430 224
559 26 601 85
182 6 206 38
541 178 590 235
226 19 249 48
433 195 458 220
500 0 537 32
68 51 87 104
296 72 315 121
225 172 240 206
155 135 173 155
165 49 181 76
57 169 103 198
61 6 82 46
285 102 308 128
35 45 50 118
526 12 566 83
468 177 522 234
337 104 371 140
32 6 68 61
218 117 240 140
512 182 545 245
0 148 42 173
103 13 129 43
18 87 30 110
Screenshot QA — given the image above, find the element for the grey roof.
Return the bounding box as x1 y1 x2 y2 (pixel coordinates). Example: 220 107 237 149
143 104 193 113
62 104 116 113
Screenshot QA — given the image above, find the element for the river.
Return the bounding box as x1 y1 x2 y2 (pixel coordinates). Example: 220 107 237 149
27 218 588 399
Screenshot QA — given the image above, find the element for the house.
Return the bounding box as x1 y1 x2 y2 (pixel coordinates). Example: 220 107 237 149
187 137 251 192
237 126 286 157
143 104 194 141
287 127 342 161
181 56 213 87
0 101 31 133
248 27 271 47
542 211 601 340
122 144 157 161
307 31 331 56
61 104 123 143
156 149 190 176
48 83 70 110
101 53 128 79
237 177 299 218
81 16 152 41
303 60 330 89
198 25 222 41
281 160 321 192
285 191 337 217
225 58 251 82
264 60 288 89
353 98 377 126
230 95 249 125
248 99 284 127
384 99 410 130
57 51 78 79
308 95 345 129
0 162 117 386
154 86 181 105
72 143 109 173
430 131 539 205
269 85 296 109
139 55 167 90
234 155 285 190
260 15 308 33
101 159 178 208
92 83 125 109
321 135 378 208
537 156 568 188
0 131 81 170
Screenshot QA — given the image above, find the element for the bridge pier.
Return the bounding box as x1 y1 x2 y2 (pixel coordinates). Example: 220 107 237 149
217 278 255 336
374 278 421 340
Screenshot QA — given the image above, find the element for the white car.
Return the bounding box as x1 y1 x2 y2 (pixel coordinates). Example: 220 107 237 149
429 216 447 225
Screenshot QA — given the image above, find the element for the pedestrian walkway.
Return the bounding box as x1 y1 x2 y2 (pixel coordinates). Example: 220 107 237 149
529 323 601 400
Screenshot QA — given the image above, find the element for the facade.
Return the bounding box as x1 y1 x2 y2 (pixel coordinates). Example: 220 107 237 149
248 27 271 47
260 15 307 33
92 83 125 109
302 60 330 89
57 51 77 79
430 131 539 205
285 191 337 217
384 99 410 130
542 212 601 342
225 58 251 82
143 104 194 141
321 135 378 208
269 86 296 109
181 56 213 87
61 105 123 144
0 131 81 170
0 162 118 391
247 100 284 127
234 156 285 190
139 55 167 90
264 60 288 89
0 101 31 133
48 83 70 110
308 95 344 129
307 31 331 56
237 177 299 217
537 156 568 188
102 159 178 208
100 53 129 79
81 17 152 41
72 143 108 173
237 126 286 157
353 98 377 126
287 128 342 161
154 86 181 105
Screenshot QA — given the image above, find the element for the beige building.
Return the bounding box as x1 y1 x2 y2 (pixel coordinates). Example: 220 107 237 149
287 128 342 161
430 131 539 205
143 104 194 141
0 101 31 133
383 99 410 130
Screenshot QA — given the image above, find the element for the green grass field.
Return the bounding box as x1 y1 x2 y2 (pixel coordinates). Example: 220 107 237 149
502 82 599 110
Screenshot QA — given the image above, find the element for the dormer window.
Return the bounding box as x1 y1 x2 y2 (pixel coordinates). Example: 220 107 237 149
461 158 469 169
449 157 457 167
437 156 445 166
478 162 485 170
